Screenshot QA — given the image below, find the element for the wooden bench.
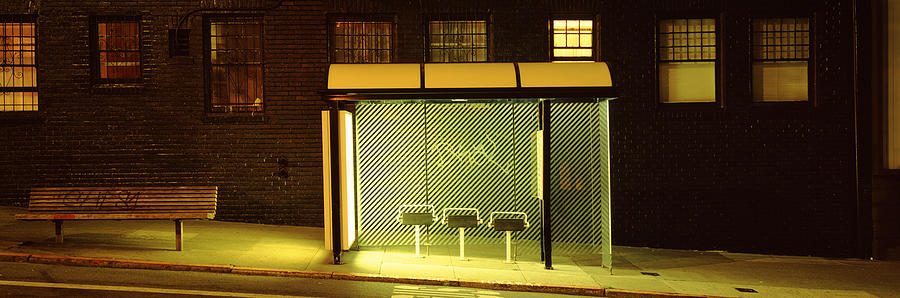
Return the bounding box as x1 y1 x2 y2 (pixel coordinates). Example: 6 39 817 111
14 186 217 251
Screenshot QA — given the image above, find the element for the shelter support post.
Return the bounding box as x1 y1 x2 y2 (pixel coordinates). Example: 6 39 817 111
330 105 343 264
541 100 553 270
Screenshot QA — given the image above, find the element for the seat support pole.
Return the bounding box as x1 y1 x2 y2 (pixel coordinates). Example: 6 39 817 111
505 231 512 263
175 220 183 251
414 225 421 258
54 220 63 244
459 227 467 261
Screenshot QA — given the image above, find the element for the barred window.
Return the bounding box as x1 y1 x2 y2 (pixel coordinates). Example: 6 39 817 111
94 19 141 82
0 19 37 112
428 20 487 62
658 18 717 103
207 17 263 113
331 21 392 63
552 19 593 60
751 18 811 102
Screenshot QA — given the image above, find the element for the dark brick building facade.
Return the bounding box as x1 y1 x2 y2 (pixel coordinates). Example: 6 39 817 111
0 0 893 258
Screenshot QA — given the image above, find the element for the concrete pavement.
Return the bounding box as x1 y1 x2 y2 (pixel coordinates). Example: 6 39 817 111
2 206 898 297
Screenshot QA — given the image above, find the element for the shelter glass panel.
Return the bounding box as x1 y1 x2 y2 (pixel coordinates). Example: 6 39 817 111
549 101 610 261
355 101 541 253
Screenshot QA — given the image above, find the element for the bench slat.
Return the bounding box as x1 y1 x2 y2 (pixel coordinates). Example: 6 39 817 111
30 199 216 204
29 190 217 197
30 194 217 199
28 206 216 211
15 213 215 220
24 209 215 214
31 186 217 191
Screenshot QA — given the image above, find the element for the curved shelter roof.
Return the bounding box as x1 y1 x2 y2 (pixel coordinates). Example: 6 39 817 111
324 62 616 100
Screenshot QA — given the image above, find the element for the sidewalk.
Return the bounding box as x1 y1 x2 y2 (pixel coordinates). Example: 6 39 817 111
1 206 898 297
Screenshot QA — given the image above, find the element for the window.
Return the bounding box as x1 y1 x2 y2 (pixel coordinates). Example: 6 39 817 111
551 19 594 61
751 18 811 102
206 16 263 113
428 20 487 62
93 17 141 82
888 2 900 169
331 20 392 63
658 18 717 103
1 18 37 112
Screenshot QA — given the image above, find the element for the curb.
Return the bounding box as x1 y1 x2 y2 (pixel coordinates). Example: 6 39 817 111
0 252 716 298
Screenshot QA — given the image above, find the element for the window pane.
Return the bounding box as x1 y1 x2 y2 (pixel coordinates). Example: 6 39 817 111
887 1 900 168
751 17 810 102
428 20 487 62
1 21 38 111
659 18 715 62
552 19 593 60
97 20 141 80
333 21 393 63
208 17 264 112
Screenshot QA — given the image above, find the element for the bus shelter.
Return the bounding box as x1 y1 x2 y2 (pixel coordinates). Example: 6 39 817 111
321 62 615 271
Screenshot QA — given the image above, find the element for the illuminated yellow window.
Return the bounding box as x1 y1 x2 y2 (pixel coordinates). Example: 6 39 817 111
552 19 593 61
751 18 811 102
658 18 717 103
428 20 488 62
0 18 38 112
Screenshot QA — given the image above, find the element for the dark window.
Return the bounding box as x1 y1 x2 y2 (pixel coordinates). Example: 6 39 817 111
751 17 811 102
206 16 263 113
657 18 717 103
331 21 392 63
551 19 594 61
0 18 37 111
428 20 487 62
93 18 141 82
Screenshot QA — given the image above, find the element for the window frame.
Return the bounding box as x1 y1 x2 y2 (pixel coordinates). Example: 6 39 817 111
654 11 723 107
327 14 396 64
425 14 492 63
90 15 142 84
748 12 817 107
0 14 39 113
202 14 266 114
549 14 599 62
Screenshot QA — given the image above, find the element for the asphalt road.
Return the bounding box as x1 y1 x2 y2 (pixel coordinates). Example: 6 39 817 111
0 262 588 297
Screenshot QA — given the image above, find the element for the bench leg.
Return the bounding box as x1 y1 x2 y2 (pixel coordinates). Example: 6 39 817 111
54 220 63 244
174 220 183 251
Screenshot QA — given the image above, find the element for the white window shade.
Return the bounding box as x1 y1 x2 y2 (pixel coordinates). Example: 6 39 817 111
752 61 808 102
658 62 716 103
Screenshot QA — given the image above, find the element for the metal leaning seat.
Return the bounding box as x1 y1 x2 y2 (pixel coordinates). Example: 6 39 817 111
489 211 530 263
397 205 435 258
441 208 481 261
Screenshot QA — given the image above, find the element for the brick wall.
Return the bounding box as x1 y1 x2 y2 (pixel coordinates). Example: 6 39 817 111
0 0 864 257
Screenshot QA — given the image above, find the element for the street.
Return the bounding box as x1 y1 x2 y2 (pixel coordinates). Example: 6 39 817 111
0 262 586 297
